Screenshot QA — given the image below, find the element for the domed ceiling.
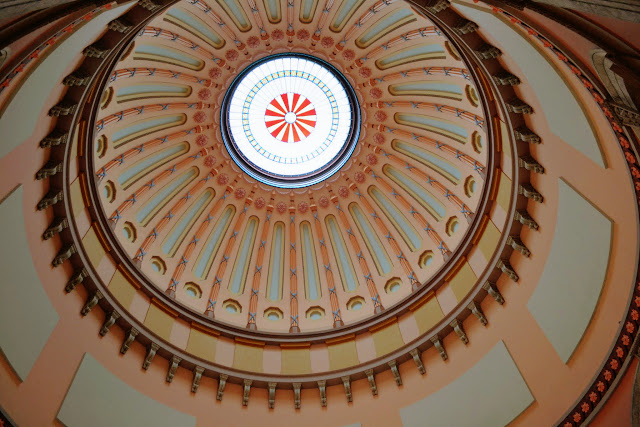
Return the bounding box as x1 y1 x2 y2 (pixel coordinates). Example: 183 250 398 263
92 0 491 334
2 0 639 424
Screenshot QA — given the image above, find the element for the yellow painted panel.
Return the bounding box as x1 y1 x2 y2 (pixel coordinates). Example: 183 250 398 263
143 303 174 341
69 177 85 215
281 348 311 375
372 323 404 357
497 171 512 212
328 340 359 370
186 329 217 362
413 297 445 334
477 220 501 262
233 344 263 373
82 226 106 267
449 262 478 302
500 120 512 159
107 269 137 309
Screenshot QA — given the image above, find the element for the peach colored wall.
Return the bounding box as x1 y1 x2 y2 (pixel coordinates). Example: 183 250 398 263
0 2 638 427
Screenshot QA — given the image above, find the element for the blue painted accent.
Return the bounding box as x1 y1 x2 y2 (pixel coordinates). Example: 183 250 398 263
326 216 358 292
162 188 214 256
193 206 235 278
136 167 198 225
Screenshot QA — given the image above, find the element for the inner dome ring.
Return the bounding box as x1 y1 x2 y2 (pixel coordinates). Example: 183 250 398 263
220 53 361 188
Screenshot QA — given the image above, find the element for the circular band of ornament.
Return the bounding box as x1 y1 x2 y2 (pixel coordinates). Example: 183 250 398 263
220 53 361 188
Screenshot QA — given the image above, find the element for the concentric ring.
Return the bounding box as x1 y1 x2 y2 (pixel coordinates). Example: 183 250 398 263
220 53 361 188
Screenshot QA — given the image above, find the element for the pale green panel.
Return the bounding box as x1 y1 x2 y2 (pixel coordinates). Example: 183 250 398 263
118 142 189 188
389 82 462 97
455 4 604 167
356 9 414 47
300 0 318 22
112 115 185 145
349 203 392 275
135 167 198 225
134 44 202 67
0 187 59 381
166 8 224 48
58 354 195 427
264 0 281 23
116 84 191 99
267 222 285 301
193 206 235 279
368 186 421 251
216 0 251 31
384 165 446 220
0 3 133 159
325 216 359 292
301 221 321 300
377 44 445 69
330 0 364 32
396 114 468 139
527 179 612 362
229 217 259 294
400 341 533 427
392 140 461 184
162 189 215 257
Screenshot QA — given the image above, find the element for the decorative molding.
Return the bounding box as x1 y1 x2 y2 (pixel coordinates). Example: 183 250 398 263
468 301 488 325
431 335 448 361
242 379 252 406
36 161 63 180
217 374 228 401
107 18 133 33
81 290 103 316
142 342 159 370
507 236 531 257
365 369 378 395
506 98 534 114
120 328 139 354
43 217 68 240
192 366 204 393
519 155 545 174
454 19 479 35
53 243 76 267
450 319 469 344
342 376 352 402
166 355 181 383
519 183 544 202
515 209 539 230
138 0 162 11
493 71 521 86
63 70 92 86
410 348 426 374
268 382 277 408
99 311 120 336
482 281 505 305
609 102 640 127
40 129 68 148
37 188 63 210
83 44 111 59
514 125 541 143
418 0 451 14
318 380 327 407
497 259 519 282
388 360 402 385
293 382 301 409
48 101 77 117
475 43 502 59
65 268 88 293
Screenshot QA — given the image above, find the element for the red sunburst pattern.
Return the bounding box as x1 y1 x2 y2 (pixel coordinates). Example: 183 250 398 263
265 93 317 143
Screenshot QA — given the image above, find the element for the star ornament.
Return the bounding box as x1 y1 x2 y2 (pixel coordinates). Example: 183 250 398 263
265 93 317 143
